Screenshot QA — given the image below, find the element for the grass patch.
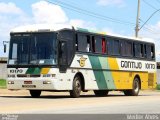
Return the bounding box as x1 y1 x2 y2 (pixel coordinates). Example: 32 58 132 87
157 84 160 90
0 79 6 88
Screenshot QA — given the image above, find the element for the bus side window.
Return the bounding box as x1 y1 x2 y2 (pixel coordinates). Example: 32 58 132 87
151 45 155 59
113 39 120 55
86 35 91 52
75 34 78 51
126 42 132 57
77 34 91 52
92 36 95 52
94 36 102 53
144 44 147 58
146 45 151 59
134 43 141 58
102 38 106 54
146 44 155 60
92 36 106 54
121 41 125 56
140 44 144 58
108 39 114 55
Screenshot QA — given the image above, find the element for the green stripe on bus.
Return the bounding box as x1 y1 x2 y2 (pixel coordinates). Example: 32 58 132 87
99 57 116 89
98 57 109 69
26 68 41 74
89 56 108 89
103 71 116 89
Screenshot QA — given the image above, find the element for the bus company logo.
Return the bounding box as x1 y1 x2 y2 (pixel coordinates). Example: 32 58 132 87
77 57 87 67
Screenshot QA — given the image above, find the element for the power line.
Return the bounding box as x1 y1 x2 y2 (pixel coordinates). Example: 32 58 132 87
144 26 160 34
45 0 135 26
45 0 160 36
55 0 135 25
138 6 160 34
49 0 135 25
139 19 160 34
142 0 157 10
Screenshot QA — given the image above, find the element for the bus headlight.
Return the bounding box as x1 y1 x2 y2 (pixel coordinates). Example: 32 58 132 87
43 81 51 84
8 81 14 84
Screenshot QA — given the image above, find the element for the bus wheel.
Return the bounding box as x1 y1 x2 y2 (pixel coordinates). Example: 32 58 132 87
124 77 140 96
94 90 109 97
30 90 41 98
70 76 82 98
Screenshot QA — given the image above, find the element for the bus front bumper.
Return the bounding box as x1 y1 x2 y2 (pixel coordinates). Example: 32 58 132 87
7 78 69 90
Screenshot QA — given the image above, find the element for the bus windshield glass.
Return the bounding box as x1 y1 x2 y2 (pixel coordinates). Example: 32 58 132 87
8 32 57 65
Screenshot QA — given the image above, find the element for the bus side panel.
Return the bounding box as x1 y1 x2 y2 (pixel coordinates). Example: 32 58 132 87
71 54 156 91
138 72 148 89
154 72 157 88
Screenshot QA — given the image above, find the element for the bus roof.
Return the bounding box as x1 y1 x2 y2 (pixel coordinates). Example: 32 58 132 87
11 24 154 44
76 27 155 44
11 24 73 33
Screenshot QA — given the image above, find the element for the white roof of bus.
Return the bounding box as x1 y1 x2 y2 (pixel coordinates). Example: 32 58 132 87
11 24 72 33
11 24 153 43
76 28 154 43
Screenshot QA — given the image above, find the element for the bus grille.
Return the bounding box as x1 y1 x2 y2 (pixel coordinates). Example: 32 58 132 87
148 73 154 86
17 74 40 78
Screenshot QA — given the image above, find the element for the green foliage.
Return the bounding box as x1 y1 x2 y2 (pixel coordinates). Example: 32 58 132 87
0 79 6 88
157 84 160 90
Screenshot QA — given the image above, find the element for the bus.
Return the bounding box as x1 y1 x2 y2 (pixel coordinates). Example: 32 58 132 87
6 24 157 98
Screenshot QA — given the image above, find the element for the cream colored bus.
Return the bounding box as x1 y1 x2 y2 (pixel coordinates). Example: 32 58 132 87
7 25 156 98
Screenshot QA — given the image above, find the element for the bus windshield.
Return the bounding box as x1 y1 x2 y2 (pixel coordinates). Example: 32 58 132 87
8 32 57 65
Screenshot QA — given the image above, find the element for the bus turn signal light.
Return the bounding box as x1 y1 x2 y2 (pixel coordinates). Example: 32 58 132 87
8 81 14 84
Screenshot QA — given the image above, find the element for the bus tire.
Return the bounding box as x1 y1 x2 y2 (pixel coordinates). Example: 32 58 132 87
124 77 140 96
70 76 82 98
30 90 41 98
94 90 109 97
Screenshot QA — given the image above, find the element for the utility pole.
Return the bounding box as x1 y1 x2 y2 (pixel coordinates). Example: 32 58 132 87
135 0 140 37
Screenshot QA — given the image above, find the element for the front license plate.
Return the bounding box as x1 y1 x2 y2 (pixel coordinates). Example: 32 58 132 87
22 85 36 88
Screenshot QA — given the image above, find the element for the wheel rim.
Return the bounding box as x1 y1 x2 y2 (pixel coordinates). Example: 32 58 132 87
75 80 81 95
134 80 139 93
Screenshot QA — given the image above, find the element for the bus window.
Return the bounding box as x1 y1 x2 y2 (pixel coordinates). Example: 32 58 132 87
75 34 78 51
59 30 74 65
146 44 155 60
121 41 125 56
113 40 120 55
134 43 141 58
151 45 155 59
102 38 106 54
95 36 102 53
86 36 91 52
140 44 144 58
92 36 95 52
108 39 114 55
59 41 67 65
121 41 132 57
146 45 151 59
77 34 90 52
126 42 132 57
144 44 147 58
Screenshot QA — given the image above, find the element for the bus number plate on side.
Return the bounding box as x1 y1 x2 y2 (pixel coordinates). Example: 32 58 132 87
22 85 36 88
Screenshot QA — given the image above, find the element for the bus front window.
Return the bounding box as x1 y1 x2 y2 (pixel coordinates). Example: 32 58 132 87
8 32 57 65
30 33 57 65
9 34 30 65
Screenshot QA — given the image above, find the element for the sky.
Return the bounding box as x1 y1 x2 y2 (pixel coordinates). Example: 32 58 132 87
0 0 160 61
